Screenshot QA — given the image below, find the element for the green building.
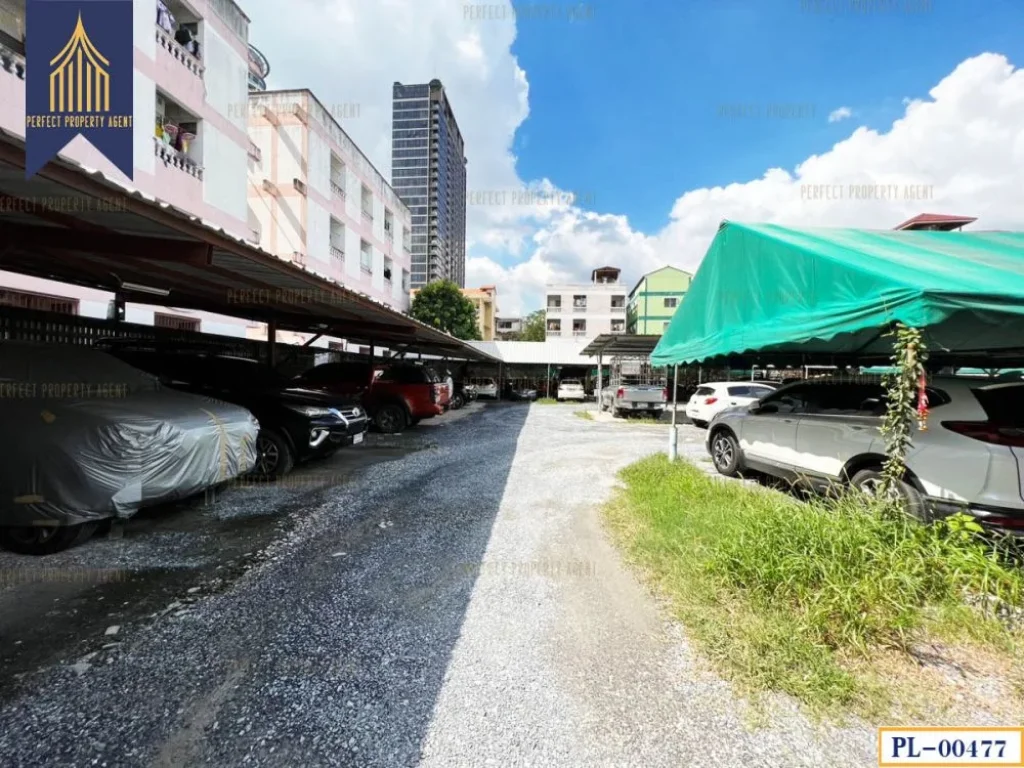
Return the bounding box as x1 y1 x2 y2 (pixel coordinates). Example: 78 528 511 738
627 265 693 334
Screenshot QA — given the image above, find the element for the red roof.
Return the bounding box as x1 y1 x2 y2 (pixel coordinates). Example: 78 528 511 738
893 213 977 231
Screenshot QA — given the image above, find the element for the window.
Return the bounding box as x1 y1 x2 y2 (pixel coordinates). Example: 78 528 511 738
154 312 201 332
695 386 716 397
663 321 671 332
360 240 373 272
384 209 394 239
384 257 393 282
547 295 561 310
971 384 1024 424
547 319 561 332
573 294 587 309
572 320 586 335
401 269 410 292
361 185 373 219
0 288 78 315
759 384 815 414
611 295 625 308
664 297 679 309
330 155 346 197
330 218 345 257
611 319 625 333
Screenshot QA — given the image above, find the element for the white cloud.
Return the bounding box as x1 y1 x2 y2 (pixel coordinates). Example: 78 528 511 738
828 106 853 122
240 0 1024 317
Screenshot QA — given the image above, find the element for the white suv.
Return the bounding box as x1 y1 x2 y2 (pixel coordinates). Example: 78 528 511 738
706 377 1024 533
686 382 776 428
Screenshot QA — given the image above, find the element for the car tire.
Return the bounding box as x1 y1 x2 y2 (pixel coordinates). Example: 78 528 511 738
691 419 708 429
849 468 928 521
0 522 98 556
710 429 741 477
253 429 295 478
451 393 465 409
375 404 408 434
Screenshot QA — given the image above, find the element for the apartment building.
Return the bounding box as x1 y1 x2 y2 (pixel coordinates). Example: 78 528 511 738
0 0 255 335
391 80 467 289
496 316 523 340
247 89 412 311
627 265 692 334
462 285 497 340
545 266 628 340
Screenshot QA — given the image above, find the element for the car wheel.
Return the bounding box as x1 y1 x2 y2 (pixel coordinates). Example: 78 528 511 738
850 468 927 521
375 404 408 434
253 429 295 478
0 522 98 555
710 429 741 477
691 419 708 429
451 393 465 409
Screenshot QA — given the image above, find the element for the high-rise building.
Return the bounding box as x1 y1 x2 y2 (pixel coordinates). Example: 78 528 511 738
391 80 467 289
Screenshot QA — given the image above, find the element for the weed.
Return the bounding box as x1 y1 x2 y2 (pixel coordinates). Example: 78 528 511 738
603 454 1024 718
574 410 594 421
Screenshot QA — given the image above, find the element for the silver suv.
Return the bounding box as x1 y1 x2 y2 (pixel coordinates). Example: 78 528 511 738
706 377 1024 533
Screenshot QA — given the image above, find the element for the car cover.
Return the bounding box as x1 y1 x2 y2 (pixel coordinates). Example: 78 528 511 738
0 343 259 527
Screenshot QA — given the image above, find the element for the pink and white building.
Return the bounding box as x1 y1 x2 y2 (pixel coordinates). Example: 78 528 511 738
247 89 412 313
0 0 256 336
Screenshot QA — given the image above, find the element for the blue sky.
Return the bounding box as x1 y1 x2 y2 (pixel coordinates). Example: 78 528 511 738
511 0 1024 233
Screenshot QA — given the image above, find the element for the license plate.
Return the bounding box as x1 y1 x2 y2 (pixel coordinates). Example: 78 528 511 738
353 432 364 444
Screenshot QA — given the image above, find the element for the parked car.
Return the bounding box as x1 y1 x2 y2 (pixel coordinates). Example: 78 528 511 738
557 379 586 402
450 381 476 410
685 382 776 428
506 385 538 402
295 361 445 434
470 377 499 399
98 344 367 477
705 376 1024 533
600 383 668 416
0 342 259 555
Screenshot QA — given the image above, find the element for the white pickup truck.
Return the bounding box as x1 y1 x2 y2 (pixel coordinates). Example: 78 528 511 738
599 360 668 417
600 384 667 416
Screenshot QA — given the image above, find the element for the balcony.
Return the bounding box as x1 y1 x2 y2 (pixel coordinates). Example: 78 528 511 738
384 224 394 241
0 38 25 81
547 329 562 337
331 179 346 198
572 330 588 337
153 136 202 179
572 305 587 313
361 208 373 222
330 245 344 261
155 25 203 78
611 305 626 313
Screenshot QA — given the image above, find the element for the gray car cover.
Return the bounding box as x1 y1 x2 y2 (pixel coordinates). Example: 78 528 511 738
0 342 259 527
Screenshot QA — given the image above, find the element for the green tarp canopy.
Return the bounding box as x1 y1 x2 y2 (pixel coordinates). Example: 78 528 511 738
652 223 1024 368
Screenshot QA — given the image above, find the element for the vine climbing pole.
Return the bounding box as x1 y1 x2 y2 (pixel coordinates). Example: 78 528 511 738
880 324 929 496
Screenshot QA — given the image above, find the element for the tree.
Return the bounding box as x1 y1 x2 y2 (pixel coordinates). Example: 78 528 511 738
409 280 481 340
519 309 546 342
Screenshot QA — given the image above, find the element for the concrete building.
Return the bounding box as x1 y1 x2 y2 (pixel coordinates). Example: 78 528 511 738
627 265 693 334
495 316 523 340
247 89 412 311
0 0 256 335
545 266 628 340
462 285 497 340
390 80 467 289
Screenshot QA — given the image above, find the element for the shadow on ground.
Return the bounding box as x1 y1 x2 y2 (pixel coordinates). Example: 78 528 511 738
0 402 532 767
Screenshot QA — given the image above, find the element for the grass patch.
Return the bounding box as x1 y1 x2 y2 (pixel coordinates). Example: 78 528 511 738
574 410 594 421
603 454 1024 719
535 398 559 405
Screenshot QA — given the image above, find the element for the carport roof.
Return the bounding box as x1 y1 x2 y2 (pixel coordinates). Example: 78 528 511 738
581 334 663 358
653 222 1024 368
0 131 496 361
466 339 596 365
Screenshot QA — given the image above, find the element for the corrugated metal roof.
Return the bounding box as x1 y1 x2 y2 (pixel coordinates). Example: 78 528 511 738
465 340 596 365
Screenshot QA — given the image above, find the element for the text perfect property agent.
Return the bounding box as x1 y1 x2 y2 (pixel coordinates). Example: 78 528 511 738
26 114 133 129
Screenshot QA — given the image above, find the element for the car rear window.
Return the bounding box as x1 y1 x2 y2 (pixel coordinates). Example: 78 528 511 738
972 383 1024 425
695 386 715 396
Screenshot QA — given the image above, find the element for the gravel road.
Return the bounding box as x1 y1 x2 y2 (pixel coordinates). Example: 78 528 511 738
0 403 876 767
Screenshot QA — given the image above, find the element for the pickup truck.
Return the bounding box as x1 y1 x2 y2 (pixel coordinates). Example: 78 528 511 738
600 384 668 416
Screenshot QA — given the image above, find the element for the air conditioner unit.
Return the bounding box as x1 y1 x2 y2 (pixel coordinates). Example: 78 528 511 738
293 178 307 195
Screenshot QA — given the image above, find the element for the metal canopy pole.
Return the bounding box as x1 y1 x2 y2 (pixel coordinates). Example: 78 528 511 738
546 362 551 398
668 364 679 461
596 353 603 409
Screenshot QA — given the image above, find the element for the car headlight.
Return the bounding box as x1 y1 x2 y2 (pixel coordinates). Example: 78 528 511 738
286 405 334 418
